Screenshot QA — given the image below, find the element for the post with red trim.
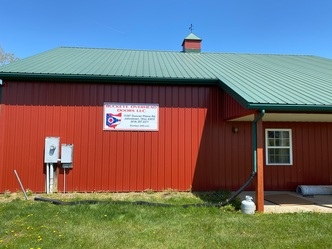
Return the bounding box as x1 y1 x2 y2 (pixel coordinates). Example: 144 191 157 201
255 114 264 212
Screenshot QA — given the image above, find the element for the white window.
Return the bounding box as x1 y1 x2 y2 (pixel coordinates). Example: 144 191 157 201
265 129 292 165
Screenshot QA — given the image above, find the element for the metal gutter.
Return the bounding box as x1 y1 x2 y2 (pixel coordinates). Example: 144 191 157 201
252 110 265 173
247 103 332 112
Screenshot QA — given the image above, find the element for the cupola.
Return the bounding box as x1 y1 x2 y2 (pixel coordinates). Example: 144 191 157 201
182 33 202 53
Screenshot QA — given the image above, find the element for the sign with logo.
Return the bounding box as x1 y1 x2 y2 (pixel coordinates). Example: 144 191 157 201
103 103 159 131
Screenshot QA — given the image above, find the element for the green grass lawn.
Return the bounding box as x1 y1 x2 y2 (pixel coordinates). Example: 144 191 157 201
1 191 332 249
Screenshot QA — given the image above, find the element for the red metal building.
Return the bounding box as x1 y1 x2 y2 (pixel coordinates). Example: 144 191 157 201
1 34 332 211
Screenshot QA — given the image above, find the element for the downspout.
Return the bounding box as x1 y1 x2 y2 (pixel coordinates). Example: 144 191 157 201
252 110 265 172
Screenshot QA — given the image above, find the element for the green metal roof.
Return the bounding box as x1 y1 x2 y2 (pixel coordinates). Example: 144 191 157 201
0 47 215 82
1 47 332 111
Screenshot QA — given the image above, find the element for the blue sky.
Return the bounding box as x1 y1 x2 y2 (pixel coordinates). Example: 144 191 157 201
2 0 332 59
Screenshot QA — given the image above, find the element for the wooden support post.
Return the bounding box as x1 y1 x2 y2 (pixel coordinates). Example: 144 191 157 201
255 117 264 212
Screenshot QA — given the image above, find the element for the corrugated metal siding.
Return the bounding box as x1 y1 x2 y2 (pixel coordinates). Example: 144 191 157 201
0 81 255 192
222 91 254 120
1 81 331 192
264 122 332 190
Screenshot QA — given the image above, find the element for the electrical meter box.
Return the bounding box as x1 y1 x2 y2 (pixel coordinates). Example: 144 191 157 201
61 144 74 168
44 137 60 163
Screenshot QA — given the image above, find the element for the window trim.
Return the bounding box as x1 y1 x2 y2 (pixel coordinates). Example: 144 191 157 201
265 128 293 166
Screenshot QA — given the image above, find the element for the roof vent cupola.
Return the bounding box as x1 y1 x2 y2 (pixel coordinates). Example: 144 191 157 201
182 33 202 53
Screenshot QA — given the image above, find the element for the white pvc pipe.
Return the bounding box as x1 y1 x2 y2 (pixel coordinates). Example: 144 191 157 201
50 163 54 193
64 168 66 194
46 163 50 194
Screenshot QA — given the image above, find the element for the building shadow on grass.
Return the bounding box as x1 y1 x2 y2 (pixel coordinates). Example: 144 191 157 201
192 190 242 209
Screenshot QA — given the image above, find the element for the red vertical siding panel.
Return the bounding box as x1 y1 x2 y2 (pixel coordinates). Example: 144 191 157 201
0 102 5 191
28 105 42 190
94 102 104 191
184 93 193 189
97 86 106 187
164 106 172 188
171 87 179 189
210 89 220 189
107 85 118 190
319 124 329 183
65 106 76 191
202 88 212 189
0 121 4 190
231 123 240 189
314 125 323 183
137 86 146 191
150 131 158 190
303 123 312 186
144 132 152 190
129 132 137 190
157 86 165 190
328 126 332 183
327 126 332 183
135 132 143 191
149 87 159 190
224 123 233 189
190 88 199 188
291 123 301 187
121 133 131 191
110 85 119 190
177 87 186 190
87 85 97 191
164 87 172 189
113 132 122 191
243 123 253 181
315 123 329 183
199 88 209 189
81 99 90 191
191 87 202 189
1 83 13 190
308 124 317 185
222 91 254 120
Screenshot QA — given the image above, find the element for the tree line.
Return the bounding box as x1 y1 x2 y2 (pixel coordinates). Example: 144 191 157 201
0 46 19 66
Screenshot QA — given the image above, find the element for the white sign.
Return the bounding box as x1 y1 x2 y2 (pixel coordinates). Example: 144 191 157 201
103 103 159 131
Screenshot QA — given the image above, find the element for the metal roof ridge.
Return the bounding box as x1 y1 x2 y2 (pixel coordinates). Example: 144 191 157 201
56 46 319 58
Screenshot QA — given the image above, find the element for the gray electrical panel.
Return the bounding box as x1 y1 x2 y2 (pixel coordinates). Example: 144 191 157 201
61 144 73 168
44 137 60 163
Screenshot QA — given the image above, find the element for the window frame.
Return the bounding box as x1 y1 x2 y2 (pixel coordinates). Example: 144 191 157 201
265 128 293 166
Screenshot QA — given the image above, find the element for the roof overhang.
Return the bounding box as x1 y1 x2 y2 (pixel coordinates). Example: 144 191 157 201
0 73 219 85
230 113 332 122
218 80 332 115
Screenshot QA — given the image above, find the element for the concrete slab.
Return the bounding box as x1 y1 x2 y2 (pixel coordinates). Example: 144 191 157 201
238 191 332 213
